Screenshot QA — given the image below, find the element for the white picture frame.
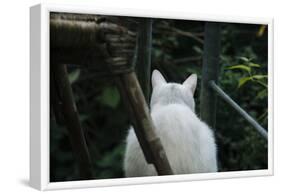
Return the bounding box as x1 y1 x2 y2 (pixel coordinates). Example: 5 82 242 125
30 3 274 191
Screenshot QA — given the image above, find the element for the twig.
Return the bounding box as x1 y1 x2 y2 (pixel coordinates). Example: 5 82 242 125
53 63 94 179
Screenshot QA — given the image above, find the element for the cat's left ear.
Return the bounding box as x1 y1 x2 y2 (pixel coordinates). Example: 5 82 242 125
152 70 167 88
183 74 197 95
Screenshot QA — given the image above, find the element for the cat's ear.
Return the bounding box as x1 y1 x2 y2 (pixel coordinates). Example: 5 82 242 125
152 70 167 88
183 74 197 95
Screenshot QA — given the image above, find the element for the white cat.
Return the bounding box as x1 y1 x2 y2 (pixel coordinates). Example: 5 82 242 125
124 70 217 177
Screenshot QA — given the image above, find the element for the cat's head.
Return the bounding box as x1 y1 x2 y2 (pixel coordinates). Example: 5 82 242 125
150 70 197 111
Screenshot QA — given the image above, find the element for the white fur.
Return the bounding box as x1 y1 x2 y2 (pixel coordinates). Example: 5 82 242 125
124 70 217 177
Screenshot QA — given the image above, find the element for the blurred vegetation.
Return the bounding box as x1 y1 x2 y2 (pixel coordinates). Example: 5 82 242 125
50 18 268 182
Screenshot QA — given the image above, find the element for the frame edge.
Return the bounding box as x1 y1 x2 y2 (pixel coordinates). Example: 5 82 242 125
30 4 44 191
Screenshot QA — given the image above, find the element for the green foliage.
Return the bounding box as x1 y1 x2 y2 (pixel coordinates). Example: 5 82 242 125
217 31 268 170
68 69 80 84
95 144 125 179
228 64 251 73
96 86 120 108
227 57 268 90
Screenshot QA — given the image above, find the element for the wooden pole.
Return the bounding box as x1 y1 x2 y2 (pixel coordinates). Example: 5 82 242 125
53 64 93 179
200 22 221 129
116 72 173 175
135 18 153 103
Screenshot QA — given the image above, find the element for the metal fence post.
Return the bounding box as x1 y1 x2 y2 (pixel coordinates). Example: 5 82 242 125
200 22 221 129
135 18 153 103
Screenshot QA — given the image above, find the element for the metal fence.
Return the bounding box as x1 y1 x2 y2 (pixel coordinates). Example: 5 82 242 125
200 22 268 141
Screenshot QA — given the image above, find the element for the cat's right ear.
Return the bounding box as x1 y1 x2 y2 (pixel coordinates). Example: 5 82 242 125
183 74 197 95
152 70 167 88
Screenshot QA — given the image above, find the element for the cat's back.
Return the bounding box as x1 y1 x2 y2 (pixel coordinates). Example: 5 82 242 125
151 103 201 135
151 104 217 174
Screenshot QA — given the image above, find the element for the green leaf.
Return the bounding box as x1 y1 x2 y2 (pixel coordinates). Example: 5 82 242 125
248 62 261 68
97 86 120 108
238 77 252 88
228 65 251 73
68 69 80 84
252 75 268 80
238 56 250 62
193 46 203 54
257 25 266 37
256 80 268 88
257 89 267 99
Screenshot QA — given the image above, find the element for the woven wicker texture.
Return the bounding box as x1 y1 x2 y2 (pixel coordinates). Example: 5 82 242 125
50 12 137 76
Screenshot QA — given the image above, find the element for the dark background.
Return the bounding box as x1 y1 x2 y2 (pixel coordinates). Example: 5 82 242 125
50 16 268 182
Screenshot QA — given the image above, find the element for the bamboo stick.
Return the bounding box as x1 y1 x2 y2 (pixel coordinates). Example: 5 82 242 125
116 72 173 175
53 63 93 179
